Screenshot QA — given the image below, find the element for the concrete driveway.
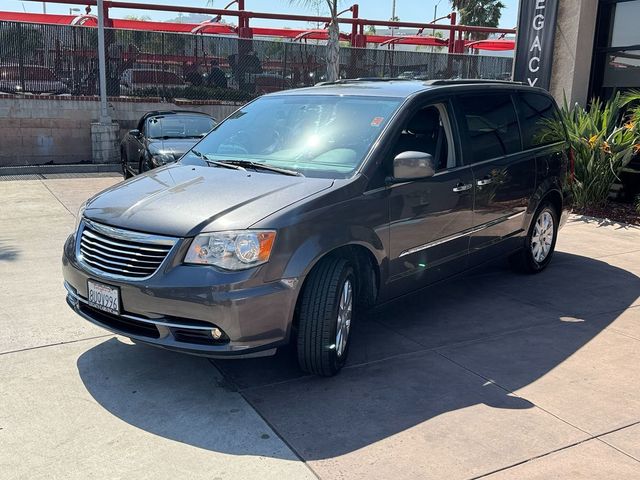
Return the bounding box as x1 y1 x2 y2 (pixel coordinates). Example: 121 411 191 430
1 174 639 480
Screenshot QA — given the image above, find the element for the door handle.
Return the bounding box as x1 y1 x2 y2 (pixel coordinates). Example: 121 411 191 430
476 178 492 186
452 183 472 192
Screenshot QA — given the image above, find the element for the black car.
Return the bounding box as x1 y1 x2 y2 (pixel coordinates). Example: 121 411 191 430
121 110 216 177
65 79 572 376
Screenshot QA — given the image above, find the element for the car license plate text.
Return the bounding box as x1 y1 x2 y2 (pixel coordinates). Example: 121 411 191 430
87 280 120 315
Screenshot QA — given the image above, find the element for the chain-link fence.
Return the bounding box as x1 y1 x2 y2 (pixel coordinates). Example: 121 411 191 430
0 20 513 102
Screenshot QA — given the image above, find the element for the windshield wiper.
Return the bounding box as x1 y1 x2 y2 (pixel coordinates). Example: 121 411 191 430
190 151 246 171
213 159 304 177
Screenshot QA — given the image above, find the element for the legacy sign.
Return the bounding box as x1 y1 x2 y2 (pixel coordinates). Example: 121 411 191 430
513 0 559 90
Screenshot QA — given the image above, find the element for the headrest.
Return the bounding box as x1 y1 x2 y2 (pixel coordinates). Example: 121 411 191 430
407 107 439 134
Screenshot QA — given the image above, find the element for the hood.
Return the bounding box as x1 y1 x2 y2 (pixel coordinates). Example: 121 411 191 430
147 138 200 160
84 164 334 237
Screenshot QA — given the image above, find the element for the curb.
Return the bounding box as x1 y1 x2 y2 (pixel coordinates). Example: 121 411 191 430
0 163 122 176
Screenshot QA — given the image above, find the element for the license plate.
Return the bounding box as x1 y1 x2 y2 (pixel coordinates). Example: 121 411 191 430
87 280 120 315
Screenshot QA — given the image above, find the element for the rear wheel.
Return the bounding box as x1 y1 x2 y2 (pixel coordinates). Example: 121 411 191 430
510 202 558 273
296 257 355 376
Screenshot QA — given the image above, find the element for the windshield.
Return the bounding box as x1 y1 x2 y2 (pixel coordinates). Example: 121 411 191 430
147 115 216 139
183 95 402 178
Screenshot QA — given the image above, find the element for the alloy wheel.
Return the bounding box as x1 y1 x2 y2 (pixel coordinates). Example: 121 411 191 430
531 210 554 263
335 279 353 358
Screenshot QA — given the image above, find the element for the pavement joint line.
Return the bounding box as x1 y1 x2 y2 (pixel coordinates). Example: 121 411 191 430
205 359 323 480
596 436 640 464
0 334 113 357
436 349 640 473
468 420 640 479
37 177 76 218
435 348 596 434
609 329 640 342
591 247 640 260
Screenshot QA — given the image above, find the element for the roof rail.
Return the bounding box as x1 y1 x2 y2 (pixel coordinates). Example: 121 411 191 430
315 77 414 86
425 79 524 86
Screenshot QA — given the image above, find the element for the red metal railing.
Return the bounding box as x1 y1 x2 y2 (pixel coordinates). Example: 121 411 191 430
19 0 516 53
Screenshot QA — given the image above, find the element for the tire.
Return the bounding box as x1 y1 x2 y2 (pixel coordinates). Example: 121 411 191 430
510 202 558 274
296 257 355 376
139 157 152 174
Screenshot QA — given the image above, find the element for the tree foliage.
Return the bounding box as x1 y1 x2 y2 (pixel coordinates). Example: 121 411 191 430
291 0 340 82
450 0 505 40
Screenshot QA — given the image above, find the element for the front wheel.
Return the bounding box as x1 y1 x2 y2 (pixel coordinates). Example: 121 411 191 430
296 257 355 376
121 152 132 179
510 202 558 273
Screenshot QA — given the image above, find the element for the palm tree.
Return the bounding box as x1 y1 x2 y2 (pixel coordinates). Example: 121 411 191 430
292 0 340 82
450 0 505 40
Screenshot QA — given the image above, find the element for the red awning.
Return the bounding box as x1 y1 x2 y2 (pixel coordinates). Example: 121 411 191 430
0 11 235 35
0 12 76 24
251 27 349 41
368 35 449 47
465 39 515 51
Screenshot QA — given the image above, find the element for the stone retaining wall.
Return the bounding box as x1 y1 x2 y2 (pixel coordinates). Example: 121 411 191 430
0 96 241 166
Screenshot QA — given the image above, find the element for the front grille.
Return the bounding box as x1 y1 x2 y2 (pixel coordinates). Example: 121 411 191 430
78 221 176 279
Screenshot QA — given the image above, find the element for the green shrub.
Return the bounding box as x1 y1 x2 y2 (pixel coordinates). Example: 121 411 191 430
550 91 640 209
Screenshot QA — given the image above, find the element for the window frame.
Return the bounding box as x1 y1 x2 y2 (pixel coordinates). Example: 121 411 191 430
513 91 566 151
452 91 524 166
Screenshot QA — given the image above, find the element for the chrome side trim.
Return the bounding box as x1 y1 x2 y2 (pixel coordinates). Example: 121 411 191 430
64 282 215 331
398 210 526 257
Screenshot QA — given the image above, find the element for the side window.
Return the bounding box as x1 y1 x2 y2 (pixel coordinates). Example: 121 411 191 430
458 94 521 163
517 93 565 149
392 103 454 172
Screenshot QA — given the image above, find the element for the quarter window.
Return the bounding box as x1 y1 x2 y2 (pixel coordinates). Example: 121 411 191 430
458 94 521 163
517 93 565 149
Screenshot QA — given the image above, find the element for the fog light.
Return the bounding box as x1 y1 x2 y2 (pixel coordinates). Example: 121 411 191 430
211 328 223 340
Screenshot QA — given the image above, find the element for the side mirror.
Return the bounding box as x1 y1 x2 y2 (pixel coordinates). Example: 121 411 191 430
390 151 435 181
128 129 141 138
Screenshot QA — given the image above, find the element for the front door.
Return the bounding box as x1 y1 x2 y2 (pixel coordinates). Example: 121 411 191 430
387 101 475 296
454 92 536 262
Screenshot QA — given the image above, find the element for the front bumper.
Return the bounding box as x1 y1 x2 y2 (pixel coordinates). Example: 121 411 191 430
62 233 299 358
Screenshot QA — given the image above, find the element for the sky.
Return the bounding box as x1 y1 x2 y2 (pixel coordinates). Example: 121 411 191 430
5 1 520 29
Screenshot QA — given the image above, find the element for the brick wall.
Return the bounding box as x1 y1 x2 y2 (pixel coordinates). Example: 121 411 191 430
0 96 241 167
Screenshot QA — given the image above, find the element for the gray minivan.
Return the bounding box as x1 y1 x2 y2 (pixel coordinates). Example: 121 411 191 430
63 79 572 376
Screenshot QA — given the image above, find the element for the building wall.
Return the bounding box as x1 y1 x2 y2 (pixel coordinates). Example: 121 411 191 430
0 97 241 167
549 0 599 106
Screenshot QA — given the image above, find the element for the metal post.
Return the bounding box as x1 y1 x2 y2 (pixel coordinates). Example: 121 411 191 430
391 0 396 37
96 0 110 124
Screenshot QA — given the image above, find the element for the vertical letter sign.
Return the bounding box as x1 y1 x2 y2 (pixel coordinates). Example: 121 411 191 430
513 0 559 90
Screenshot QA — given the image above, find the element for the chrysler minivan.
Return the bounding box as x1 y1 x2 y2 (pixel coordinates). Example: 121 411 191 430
63 79 572 376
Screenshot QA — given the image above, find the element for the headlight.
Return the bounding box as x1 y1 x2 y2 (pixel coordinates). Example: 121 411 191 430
152 153 175 166
74 201 87 235
184 230 276 270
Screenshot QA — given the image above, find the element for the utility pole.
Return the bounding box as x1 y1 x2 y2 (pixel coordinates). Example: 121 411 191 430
391 0 396 37
433 0 443 36
96 0 109 124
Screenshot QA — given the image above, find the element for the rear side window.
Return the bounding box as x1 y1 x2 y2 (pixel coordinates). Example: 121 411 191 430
458 94 521 163
517 93 565 149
